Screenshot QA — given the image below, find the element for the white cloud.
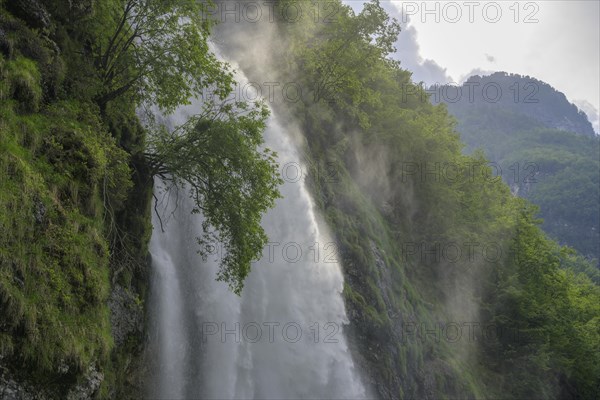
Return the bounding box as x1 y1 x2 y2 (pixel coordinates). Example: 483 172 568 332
342 1 451 85
341 1 599 132
574 99 600 135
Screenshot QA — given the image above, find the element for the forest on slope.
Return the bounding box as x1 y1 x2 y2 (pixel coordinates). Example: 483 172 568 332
0 0 599 399
215 1 600 398
0 0 155 396
437 72 599 265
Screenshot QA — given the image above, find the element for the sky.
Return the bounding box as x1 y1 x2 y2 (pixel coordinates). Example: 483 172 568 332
343 0 600 133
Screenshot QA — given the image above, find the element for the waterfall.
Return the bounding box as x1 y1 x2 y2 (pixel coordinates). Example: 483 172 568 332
146 57 365 400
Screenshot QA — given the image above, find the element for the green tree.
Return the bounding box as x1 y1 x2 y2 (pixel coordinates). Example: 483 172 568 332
90 0 283 293
93 0 232 113
483 201 600 398
145 99 282 294
292 0 401 128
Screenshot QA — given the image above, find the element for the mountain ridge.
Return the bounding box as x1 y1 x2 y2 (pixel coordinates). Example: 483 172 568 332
434 71 596 137
439 71 600 262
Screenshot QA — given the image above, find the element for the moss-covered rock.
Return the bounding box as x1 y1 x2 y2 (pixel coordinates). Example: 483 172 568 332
0 2 152 398
1 57 42 112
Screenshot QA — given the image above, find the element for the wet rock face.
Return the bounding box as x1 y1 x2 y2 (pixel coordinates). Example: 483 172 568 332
66 366 104 400
0 373 39 400
33 199 46 225
108 284 144 347
0 364 103 399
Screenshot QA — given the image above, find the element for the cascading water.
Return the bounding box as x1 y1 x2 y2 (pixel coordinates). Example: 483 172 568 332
146 56 365 399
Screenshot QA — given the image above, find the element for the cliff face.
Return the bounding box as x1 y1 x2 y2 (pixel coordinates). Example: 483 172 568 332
438 72 596 138
1 366 103 400
0 1 152 397
2 2 599 399
440 72 600 262
206 3 600 397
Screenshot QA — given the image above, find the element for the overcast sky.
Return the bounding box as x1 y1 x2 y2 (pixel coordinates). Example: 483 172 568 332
343 0 600 133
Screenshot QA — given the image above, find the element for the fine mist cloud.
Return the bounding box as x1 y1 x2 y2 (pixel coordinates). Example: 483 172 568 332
574 99 600 135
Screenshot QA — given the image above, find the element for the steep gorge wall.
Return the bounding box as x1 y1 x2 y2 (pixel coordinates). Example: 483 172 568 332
0 1 152 397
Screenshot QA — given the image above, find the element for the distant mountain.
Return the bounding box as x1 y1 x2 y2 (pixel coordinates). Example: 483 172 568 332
437 72 596 137
438 72 600 261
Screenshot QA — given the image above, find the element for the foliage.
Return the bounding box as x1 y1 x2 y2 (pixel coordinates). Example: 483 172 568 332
258 1 600 398
146 100 282 294
292 0 400 128
444 77 600 261
0 95 127 387
1 56 42 112
0 2 149 396
482 201 600 399
90 0 233 113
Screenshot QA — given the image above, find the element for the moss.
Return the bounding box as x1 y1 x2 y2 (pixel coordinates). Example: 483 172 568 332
0 67 136 397
0 3 155 398
1 56 41 112
0 101 114 380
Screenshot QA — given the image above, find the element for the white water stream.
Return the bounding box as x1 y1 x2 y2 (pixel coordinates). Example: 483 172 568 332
146 57 365 399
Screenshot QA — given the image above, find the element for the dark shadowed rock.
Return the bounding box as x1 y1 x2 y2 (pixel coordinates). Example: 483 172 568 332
5 0 50 31
108 284 144 347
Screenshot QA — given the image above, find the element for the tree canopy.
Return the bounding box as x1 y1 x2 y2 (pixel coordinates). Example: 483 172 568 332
93 0 233 113
146 100 282 294
93 0 283 293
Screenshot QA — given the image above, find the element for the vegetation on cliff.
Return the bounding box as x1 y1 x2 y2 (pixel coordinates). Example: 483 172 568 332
439 73 600 263
1 0 279 395
1 0 598 399
235 1 598 398
0 0 151 396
